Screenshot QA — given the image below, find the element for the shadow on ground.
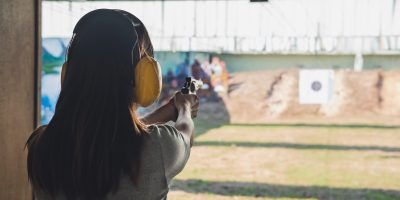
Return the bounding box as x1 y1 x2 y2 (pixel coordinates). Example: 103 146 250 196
194 101 230 138
194 141 400 153
171 179 400 200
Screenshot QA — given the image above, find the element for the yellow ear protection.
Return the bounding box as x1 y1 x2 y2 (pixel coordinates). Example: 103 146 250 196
134 55 162 107
66 9 162 107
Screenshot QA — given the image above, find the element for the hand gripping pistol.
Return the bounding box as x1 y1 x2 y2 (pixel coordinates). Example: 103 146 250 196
181 77 203 94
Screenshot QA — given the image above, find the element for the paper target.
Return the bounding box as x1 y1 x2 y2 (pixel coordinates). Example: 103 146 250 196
299 69 334 104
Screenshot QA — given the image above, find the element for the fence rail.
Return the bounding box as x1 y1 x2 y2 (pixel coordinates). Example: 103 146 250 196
151 35 400 54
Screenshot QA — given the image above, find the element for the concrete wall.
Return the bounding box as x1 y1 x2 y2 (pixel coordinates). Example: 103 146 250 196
0 0 40 199
220 54 400 73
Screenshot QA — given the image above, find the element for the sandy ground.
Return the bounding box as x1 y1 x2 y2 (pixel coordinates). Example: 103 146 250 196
168 125 400 200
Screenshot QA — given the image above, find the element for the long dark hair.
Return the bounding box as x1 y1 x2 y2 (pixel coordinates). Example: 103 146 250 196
26 9 154 200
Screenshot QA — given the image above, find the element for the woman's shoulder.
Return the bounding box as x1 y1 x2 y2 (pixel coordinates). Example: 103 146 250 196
143 123 190 164
145 124 172 137
145 124 188 145
145 124 191 183
148 124 178 134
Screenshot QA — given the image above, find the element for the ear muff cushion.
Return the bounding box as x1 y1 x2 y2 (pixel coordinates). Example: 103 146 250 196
135 56 162 107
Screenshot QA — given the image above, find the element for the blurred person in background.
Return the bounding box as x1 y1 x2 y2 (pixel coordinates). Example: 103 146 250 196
210 55 229 93
191 59 214 101
191 59 203 81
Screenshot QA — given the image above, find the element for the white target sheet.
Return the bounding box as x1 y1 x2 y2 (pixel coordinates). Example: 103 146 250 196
299 69 334 104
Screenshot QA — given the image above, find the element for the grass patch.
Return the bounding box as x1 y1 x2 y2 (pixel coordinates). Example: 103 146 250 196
169 124 400 200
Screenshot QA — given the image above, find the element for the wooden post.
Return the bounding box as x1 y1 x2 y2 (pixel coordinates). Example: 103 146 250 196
0 0 41 199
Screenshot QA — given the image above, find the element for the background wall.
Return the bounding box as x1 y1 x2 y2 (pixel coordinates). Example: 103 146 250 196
0 0 40 199
220 54 400 73
154 51 400 74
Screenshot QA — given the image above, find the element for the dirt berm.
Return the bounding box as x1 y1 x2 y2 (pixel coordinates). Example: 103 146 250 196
202 69 400 125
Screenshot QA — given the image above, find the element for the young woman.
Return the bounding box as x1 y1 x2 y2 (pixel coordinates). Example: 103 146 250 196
26 9 198 200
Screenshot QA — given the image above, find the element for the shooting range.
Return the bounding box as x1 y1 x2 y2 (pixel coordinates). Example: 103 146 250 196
1 0 400 199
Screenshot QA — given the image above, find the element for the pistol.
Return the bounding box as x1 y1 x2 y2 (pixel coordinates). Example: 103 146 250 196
181 77 203 94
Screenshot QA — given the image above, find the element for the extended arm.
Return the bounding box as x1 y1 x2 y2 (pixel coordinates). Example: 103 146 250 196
141 100 177 124
174 101 194 147
141 93 198 146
